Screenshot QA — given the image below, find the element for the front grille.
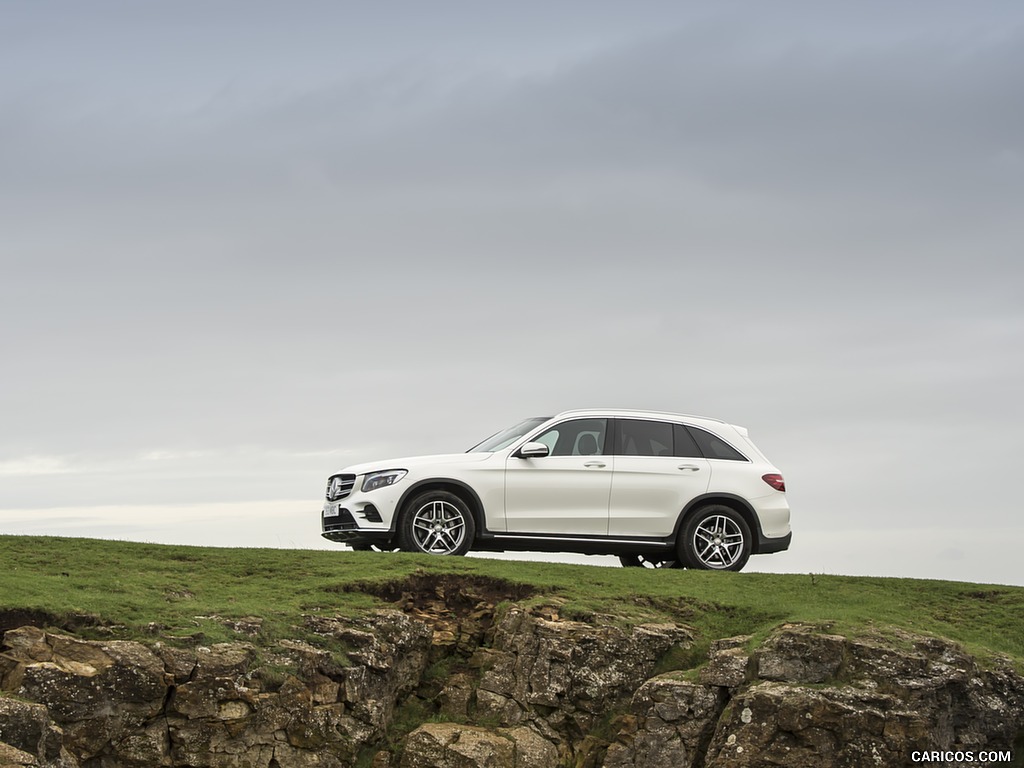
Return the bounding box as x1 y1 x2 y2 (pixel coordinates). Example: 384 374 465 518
326 473 356 501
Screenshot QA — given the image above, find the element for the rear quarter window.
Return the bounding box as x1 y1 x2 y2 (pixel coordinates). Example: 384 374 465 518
687 426 748 461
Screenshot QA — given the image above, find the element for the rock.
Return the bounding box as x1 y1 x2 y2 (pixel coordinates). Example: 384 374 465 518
844 632 1024 751
438 672 475 719
305 610 433 739
0 697 79 768
3 632 169 761
703 681 917 767
502 725 559 767
113 720 171 767
399 723 557 768
475 608 692 742
400 723 515 768
700 636 752 688
602 675 725 768
698 627 1024 768
0 741 40 766
755 627 845 683
154 644 197 684
2 628 52 665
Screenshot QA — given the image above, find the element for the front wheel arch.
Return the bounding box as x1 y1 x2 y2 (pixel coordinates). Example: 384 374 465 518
393 479 486 535
396 490 476 556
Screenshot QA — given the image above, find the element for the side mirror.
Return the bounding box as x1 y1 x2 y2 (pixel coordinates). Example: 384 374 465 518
517 442 550 459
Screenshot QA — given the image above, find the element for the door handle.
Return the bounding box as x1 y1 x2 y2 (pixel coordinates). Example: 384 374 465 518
677 464 701 471
584 461 606 468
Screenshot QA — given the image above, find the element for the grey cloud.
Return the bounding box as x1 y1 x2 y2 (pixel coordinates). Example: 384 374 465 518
2 2 1022 582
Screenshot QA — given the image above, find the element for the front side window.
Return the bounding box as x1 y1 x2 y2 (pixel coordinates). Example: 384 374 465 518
533 418 608 456
615 419 673 456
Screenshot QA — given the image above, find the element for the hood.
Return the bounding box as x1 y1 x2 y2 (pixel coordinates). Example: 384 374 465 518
340 452 492 476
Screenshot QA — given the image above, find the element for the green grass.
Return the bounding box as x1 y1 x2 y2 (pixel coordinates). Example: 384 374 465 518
2 535 1023 671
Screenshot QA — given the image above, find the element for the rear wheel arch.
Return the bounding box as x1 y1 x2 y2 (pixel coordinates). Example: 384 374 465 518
678 504 752 571
674 494 763 552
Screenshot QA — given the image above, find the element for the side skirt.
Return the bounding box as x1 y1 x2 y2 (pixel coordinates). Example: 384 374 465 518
473 533 676 557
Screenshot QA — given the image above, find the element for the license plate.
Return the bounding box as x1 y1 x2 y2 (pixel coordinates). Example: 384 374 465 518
323 504 339 518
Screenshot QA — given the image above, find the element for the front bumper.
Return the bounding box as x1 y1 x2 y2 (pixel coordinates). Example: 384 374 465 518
321 509 394 545
321 495 395 545
321 528 394 545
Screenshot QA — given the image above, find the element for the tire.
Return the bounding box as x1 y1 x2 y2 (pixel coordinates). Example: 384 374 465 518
678 505 752 571
397 491 476 556
618 554 683 569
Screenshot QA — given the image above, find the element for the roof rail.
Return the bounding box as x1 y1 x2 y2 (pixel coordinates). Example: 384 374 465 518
553 408 727 424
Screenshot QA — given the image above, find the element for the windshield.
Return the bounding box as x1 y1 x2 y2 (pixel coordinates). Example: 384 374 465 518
466 417 550 453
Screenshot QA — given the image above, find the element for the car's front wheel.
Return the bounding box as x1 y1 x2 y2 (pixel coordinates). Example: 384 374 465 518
397 491 476 556
678 505 752 571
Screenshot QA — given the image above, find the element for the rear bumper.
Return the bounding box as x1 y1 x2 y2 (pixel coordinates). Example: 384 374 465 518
756 530 792 554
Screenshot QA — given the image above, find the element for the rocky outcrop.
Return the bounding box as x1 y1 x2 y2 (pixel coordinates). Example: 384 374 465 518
2 590 1022 768
472 607 692 745
0 610 433 767
601 625 1024 768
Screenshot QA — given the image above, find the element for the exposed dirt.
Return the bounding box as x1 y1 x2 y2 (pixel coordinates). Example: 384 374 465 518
0 609 102 635
334 574 543 654
335 573 539 618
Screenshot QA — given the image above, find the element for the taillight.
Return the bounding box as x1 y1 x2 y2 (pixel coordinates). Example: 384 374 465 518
762 473 786 492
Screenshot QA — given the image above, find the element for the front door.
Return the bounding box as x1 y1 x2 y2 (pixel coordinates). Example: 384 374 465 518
503 418 612 535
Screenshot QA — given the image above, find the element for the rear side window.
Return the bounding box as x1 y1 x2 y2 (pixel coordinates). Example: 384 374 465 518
616 419 673 456
687 426 748 461
672 424 702 458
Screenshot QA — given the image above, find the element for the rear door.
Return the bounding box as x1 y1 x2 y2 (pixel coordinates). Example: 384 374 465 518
503 418 612 535
608 419 711 537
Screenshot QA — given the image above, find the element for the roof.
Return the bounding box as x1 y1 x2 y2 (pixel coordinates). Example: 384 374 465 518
552 408 728 426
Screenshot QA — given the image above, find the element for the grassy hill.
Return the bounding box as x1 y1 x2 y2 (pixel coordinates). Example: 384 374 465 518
2 535 1022 672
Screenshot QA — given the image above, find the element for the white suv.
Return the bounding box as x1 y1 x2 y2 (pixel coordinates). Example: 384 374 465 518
321 409 791 570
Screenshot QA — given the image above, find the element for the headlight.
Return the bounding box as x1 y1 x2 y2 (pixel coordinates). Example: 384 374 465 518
361 469 407 492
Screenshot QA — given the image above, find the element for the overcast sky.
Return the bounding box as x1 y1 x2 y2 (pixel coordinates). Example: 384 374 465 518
2 1 1022 585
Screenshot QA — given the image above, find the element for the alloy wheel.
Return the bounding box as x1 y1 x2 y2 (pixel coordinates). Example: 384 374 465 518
411 500 467 554
691 514 745 569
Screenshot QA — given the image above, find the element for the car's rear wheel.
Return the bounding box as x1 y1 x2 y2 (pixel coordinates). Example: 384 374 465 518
678 505 752 571
397 491 475 556
618 554 683 569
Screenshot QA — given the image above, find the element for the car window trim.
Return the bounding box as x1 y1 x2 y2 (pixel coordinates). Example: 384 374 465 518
605 417 750 462
684 424 750 462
